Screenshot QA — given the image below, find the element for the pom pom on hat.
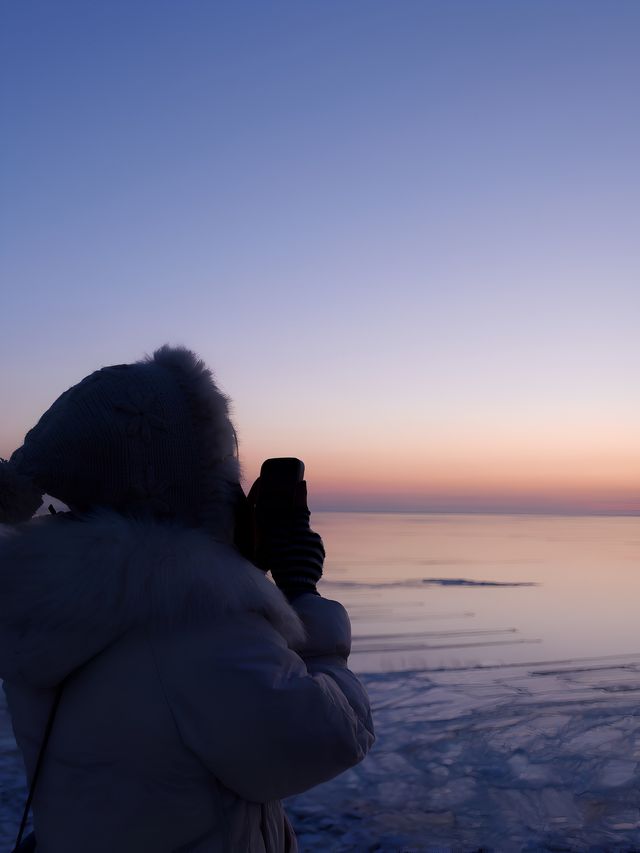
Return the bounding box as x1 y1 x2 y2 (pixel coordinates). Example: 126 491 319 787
0 458 44 524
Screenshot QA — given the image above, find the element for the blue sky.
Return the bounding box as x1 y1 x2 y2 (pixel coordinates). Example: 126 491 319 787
2 1 639 510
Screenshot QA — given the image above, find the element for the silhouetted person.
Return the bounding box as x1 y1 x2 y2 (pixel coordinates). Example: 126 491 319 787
0 345 374 852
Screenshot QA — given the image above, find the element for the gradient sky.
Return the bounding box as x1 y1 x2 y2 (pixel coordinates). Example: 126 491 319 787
2 1 639 512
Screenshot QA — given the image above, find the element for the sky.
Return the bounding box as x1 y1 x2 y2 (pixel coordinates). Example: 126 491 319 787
1 1 639 513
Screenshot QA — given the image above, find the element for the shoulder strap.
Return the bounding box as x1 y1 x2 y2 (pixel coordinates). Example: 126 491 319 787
13 682 65 852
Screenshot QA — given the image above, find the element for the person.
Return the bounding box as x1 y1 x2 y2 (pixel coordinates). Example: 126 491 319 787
0 345 375 852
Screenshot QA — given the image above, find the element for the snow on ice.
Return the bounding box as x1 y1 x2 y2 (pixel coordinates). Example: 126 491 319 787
286 655 640 852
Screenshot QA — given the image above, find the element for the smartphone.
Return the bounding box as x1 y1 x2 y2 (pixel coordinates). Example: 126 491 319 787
258 458 305 512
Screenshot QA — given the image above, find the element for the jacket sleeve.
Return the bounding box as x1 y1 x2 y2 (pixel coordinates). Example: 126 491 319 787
152 595 375 803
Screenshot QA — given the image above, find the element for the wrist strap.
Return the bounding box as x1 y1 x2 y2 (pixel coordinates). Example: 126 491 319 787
13 682 64 852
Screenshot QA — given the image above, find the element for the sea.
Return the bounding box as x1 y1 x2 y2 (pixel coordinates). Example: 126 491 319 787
313 511 640 674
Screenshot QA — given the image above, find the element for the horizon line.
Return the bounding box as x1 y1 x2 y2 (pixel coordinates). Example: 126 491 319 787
312 506 640 518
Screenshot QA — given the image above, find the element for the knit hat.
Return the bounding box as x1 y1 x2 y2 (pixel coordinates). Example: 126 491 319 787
0 346 240 535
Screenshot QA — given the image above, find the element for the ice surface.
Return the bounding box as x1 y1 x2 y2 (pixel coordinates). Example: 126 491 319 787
285 655 640 852
323 577 538 589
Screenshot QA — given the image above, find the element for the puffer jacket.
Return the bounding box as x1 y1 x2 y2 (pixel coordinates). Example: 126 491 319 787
0 512 375 852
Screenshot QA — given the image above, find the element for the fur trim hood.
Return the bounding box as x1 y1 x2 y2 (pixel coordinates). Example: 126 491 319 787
0 513 306 688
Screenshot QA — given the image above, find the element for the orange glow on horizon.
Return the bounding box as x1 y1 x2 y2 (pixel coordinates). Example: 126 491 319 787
240 427 640 513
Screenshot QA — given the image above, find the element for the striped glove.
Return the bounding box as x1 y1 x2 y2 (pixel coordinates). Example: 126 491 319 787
248 479 325 601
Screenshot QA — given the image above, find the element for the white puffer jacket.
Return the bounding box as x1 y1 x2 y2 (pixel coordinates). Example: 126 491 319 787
0 513 375 852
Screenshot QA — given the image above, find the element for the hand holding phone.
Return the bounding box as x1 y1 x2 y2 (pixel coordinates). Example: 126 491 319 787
247 458 324 601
